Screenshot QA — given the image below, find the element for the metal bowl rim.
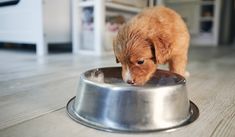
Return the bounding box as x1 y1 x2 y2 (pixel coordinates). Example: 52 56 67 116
80 67 186 90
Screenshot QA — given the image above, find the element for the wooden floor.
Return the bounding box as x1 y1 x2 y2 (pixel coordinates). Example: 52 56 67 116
0 46 235 137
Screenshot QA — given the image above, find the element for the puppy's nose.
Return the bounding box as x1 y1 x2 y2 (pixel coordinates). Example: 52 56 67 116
127 80 134 85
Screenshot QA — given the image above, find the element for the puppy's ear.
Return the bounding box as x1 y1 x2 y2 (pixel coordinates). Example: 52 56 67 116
113 37 120 63
115 57 120 63
150 44 157 64
112 37 117 52
146 39 157 64
150 35 171 64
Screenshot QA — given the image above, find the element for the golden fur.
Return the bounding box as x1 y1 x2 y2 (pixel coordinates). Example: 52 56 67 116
113 6 190 85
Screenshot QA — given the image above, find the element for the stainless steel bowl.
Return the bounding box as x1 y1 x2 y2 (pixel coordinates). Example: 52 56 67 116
66 67 199 133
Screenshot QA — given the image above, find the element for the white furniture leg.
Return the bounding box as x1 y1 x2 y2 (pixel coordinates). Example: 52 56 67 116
36 39 48 56
72 0 80 54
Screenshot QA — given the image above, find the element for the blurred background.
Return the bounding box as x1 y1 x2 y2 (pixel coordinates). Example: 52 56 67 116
0 0 234 56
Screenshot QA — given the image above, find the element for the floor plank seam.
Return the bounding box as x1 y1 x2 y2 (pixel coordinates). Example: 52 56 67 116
0 106 66 131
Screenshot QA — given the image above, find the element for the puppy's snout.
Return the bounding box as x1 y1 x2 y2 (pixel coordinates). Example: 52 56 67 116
127 80 134 85
123 66 134 84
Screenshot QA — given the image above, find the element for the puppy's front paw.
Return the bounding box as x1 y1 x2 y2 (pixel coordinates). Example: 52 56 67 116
185 71 190 78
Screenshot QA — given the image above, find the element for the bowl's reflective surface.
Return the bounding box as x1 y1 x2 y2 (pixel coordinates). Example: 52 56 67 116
84 67 185 87
66 67 199 133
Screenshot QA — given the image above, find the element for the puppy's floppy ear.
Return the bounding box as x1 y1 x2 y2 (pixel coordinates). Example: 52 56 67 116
115 56 119 63
146 39 157 64
112 37 117 52
149 34 171 64
113 37 119 63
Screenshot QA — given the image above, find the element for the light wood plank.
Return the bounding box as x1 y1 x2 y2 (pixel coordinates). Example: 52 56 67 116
0 47 235 137
0 50 117 129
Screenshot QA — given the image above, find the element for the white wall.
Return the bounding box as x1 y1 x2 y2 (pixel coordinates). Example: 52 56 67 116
43 0 71 43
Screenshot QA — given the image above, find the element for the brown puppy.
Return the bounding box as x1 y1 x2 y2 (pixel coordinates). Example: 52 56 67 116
113 6 190 85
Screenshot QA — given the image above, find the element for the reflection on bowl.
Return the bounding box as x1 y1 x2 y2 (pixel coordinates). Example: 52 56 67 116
66 67 199 133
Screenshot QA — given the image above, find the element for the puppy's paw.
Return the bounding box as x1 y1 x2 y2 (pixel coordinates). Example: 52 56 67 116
185 71 190 78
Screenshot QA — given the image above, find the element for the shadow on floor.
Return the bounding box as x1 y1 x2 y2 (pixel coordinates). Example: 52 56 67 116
0 43 72 54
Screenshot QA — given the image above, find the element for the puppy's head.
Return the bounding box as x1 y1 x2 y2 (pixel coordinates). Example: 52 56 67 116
113 25 157 86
